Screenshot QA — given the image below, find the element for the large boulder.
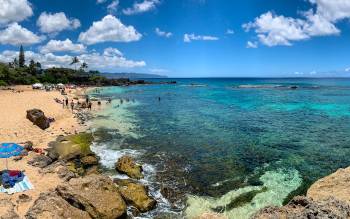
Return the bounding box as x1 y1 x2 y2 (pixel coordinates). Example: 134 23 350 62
0 198 20 219
26 109 50 130
115 156 143 179
307 167 350 205
56 174 126 219
115 179 156 212
27 154 53 168
252 196 350 219
25 192 91 219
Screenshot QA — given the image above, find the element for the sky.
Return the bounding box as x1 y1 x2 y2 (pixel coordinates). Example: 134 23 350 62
1 0 350 77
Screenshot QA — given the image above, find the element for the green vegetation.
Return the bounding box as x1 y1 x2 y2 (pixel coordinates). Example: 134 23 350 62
67 132 94 155
0 45 109 86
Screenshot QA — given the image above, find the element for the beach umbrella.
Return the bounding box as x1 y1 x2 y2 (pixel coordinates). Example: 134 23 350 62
0 143 24 170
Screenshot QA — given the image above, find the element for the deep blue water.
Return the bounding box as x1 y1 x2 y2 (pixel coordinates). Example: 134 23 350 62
90 78 350 218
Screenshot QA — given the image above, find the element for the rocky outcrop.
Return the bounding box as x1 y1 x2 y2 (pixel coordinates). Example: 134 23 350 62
114 179 156 212
56 174 127 218
252 196 350 219
115 156 143 179
0 198 20 219
27 154 53 168
307 166 350 205
26 109 50 130
25 192 91 219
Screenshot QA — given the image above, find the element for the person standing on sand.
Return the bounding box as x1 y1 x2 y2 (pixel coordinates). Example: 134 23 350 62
88 101 92 111
65 98 68 108
62 99 65 108
70 100 74 112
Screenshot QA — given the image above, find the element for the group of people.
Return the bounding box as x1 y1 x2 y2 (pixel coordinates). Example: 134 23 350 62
62 96 92 112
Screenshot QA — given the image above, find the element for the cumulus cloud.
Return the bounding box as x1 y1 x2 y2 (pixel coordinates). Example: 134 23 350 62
123 0 160 15
103 47 123 57
184 33 219 42
78 15 142 45
246 41 258 48
37 12 81 34
243 0 350 47
39 39 86 54
0 0 33 25
155 28 172 38
0 48 146 70
107 0 119 13
0 23 45 46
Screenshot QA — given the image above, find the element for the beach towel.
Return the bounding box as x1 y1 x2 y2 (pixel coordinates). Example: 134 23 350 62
0 176 33 194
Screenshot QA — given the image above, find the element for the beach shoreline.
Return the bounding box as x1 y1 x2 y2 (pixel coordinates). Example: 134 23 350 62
0 85 97 217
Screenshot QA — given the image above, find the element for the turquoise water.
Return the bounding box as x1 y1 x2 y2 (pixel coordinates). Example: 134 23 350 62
90 78 350 218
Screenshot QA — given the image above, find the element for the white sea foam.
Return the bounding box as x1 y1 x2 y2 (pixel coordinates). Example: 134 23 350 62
185 168 302 219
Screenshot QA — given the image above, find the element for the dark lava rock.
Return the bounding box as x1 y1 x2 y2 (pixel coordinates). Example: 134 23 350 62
26 109 50 130
0 198 20 219
27 154 53 168
252 196 350 219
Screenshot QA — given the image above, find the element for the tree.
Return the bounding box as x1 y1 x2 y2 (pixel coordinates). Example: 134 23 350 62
13 58 19 68
80 62 88 72
19 45 25 67
29 59 36 75
70 56 80 71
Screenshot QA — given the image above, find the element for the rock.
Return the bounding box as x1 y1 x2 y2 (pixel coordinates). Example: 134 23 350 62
56 174 126 218
56 165 76 181
25 192 91 219
81 155 98 167
17 194 32 204
307 167 350 205
27 154 53 168
252 196 350 219
0 198 20 219
115 179 156 212
26 109 50 130
115 156 143 179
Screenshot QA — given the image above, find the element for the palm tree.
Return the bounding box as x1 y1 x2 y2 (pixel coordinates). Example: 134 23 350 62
70 56 80 71
80 62 88 72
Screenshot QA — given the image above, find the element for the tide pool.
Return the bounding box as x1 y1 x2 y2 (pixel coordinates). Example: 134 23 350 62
89 78 350 218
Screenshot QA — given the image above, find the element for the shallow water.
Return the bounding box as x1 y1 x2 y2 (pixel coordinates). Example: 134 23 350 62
89 78 350 218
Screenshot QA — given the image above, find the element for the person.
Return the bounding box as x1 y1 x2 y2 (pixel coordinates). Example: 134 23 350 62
62 99 65 108
70 100 74 112
98 100 101 106
86 96 89 104
88 101 92 111
108 98 112 104
65 98 68 108
158 97 161 102
120 99 123 104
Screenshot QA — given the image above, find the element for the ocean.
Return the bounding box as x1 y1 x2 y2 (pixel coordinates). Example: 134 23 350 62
88 78 350 218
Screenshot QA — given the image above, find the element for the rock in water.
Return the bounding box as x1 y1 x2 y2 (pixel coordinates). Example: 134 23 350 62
26 109 50 130
0 198 20 219
252 196 350 219
115 156 143 179
307 167 350 205
56 174 127 218
115 179 156 212
25 192 91 219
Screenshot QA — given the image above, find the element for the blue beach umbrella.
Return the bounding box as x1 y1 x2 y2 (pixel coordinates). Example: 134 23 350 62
0 143 24 170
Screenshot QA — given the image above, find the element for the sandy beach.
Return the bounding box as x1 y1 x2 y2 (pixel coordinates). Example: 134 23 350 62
0 85 91 217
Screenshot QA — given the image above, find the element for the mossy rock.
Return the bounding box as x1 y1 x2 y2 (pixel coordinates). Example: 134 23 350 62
49 133 94 161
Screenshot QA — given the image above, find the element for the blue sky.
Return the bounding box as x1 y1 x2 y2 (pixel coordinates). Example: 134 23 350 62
1 0 350 77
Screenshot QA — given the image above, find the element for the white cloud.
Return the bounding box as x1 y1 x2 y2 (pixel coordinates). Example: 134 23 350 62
37 12 81 34
0 23 44 46
0 0 33 25
78 15 142 45
345 67 350 72
243 0 350 47
226 29 234 35
184 33 219 42
0 48 146 70
246 41 258 48
107 0 119 13
123 0 160 15
155 28 172 38
103 47 123 57
40 39 86 54
97 0 107 3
